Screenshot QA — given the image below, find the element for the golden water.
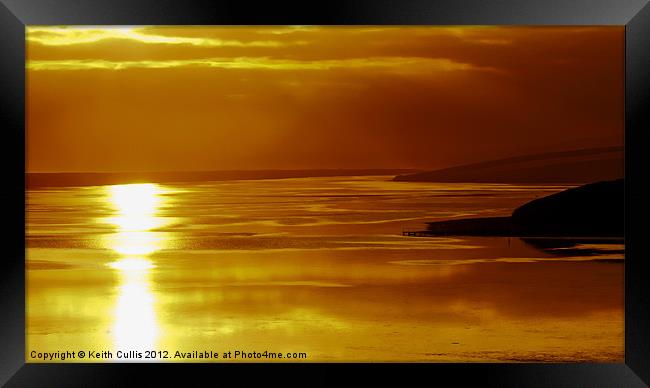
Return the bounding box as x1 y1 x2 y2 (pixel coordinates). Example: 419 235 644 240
26 176 623 362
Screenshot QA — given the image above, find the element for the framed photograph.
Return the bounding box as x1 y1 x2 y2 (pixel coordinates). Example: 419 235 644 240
1 0 649 386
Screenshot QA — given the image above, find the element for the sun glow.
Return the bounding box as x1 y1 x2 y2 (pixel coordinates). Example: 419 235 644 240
105 184 167 231
112 268 159 353
103 183 168 356
108 257 155 271
108 231 166 256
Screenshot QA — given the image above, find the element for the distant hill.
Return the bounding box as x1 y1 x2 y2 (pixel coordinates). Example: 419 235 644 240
27 169 418 188
393 147 623 183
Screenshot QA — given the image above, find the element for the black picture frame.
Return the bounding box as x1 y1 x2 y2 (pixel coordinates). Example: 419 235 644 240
1 0 648 386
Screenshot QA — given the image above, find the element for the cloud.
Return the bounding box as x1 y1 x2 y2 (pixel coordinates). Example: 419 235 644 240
27 56 495 73
26 26 623 172
27 26 298 47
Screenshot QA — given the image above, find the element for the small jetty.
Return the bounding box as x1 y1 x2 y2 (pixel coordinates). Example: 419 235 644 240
401 229 433 237
401 216 513 237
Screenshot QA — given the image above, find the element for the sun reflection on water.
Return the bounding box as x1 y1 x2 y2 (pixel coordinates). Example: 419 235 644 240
104 183 167 357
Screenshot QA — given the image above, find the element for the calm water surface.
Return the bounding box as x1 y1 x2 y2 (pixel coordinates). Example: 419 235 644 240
26 176 623 362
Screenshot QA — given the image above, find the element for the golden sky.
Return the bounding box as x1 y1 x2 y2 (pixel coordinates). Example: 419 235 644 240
26 26 624 172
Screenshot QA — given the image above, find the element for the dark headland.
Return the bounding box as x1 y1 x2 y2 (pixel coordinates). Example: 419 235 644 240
393 147 623 183
418 179 623 237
